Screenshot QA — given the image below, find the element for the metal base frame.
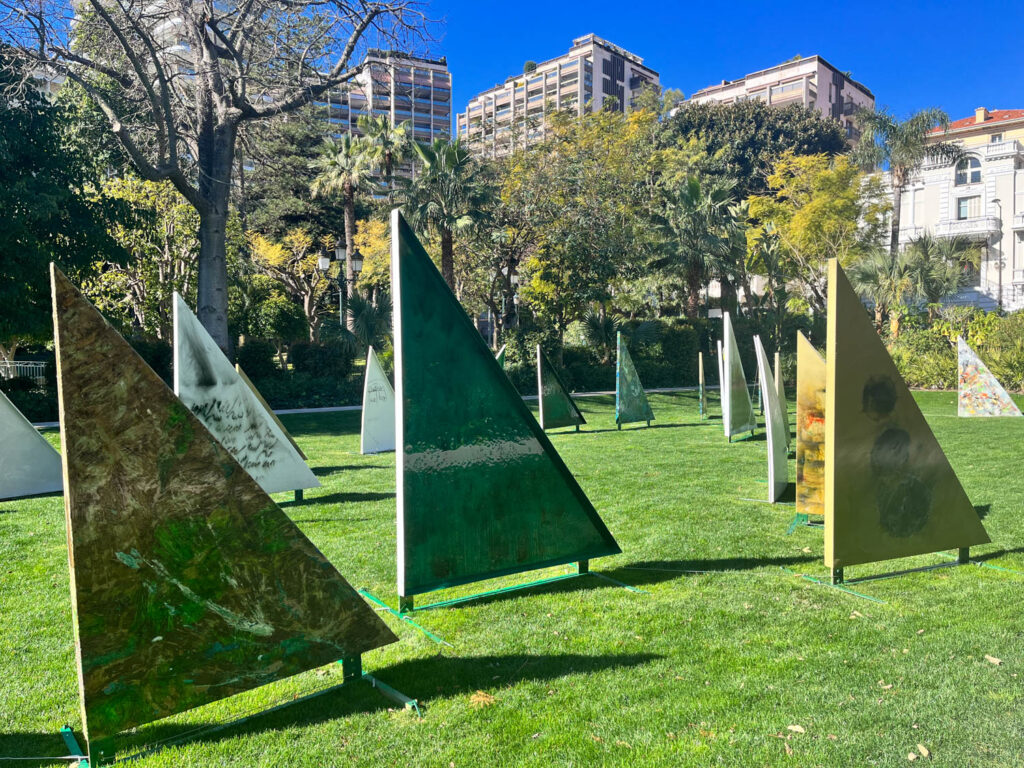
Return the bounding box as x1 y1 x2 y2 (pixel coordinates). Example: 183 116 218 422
57 655 418 767
831 548 972 586
398 561 646 615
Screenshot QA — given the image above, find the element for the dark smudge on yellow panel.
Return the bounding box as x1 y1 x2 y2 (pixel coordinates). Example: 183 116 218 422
796 332 825 518
50 266 396 750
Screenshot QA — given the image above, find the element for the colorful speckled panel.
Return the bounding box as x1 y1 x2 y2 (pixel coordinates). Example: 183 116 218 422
537 346 586 431
0 387 62 499
754 337 788 502
957 337 1022 418
795 332 826 519
722 313 756 439
360 346 396 455
173 294 320 495
824 261 990 569
615 333 654 427
390 211 619 598
50 267 397 753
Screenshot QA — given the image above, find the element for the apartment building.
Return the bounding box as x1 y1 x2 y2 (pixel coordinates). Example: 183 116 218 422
889 108 1024 311
315 49 452 176
687 55 874 142
456 34 659 157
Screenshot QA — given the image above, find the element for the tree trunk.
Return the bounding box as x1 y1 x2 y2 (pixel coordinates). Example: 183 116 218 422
889 172 904 259
343 185 357 332
441 228 455 290
686 272 702 319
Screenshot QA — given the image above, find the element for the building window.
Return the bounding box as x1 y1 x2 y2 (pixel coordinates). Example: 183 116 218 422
991 134 1003 143
957 196 980 220
954 157 981 186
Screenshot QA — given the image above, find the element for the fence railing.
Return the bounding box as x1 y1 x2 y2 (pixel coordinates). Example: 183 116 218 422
0 361 47 387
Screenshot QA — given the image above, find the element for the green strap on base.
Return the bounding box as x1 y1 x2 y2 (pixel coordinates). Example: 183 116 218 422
358 589 452 647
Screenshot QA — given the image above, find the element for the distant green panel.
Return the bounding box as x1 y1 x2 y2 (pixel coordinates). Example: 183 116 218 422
615 332 654 427
537 346 586 430
495 345 506 370
391 211 620 598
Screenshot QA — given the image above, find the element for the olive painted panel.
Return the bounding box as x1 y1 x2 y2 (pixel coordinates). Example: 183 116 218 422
957 336 1022 417
390 211 619 597
824 261 990 569
615 333 654 426
795 332 826 519
51 267 396 752
722 312 756 439
537 346 586 430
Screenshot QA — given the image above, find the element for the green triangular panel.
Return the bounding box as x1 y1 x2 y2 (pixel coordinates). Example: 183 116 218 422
722 312 756 438
495 345 506 370
824 261 990 569
615 332 654 426
390 211 619 597
537 346 586 430
51 267 397 752
957 337 1022 417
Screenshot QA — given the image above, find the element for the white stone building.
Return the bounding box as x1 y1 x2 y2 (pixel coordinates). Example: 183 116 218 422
456 34 659 157
891 108 1024 311
687 55 874 143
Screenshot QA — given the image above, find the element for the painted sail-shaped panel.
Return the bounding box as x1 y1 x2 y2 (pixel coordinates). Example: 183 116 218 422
51 267 395 759
795 332 826 519
0 387 63 499
698 352 708 419
537 346 586 431
360 346 396 454
391 211 619 598
824 261 990 570
957 337 1022 417
173 294 319 495
755 336 788 502
615 332 654 427
722 312 756 439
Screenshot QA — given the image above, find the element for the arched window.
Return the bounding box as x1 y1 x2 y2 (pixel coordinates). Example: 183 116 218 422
955 156 981 186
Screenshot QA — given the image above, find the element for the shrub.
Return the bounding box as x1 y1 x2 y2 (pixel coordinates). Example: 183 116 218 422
255 372 362 409
290 341 354 379
0 378 57 421
889 327 955 389
129 339 172 384
236 339 279 381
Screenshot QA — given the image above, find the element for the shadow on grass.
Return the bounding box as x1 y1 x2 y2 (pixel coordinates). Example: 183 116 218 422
1 652 659 762
311 464 390 477
975 504 992 520
282 491 394 506
579 422 717 435
609 553 818 585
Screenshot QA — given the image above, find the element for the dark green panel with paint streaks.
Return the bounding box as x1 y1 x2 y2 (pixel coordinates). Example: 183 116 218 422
537 346 586 430
615 332 654 427
391 212 619 598
50 267 396 754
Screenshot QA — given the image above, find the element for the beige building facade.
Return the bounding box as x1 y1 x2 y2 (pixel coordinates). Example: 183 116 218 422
893 108 1024 311
456 34 659 157
687 55 874 142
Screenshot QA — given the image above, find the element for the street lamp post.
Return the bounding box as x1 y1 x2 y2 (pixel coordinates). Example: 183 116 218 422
317 245 364 330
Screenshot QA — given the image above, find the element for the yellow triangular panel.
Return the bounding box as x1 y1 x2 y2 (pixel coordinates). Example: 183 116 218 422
795 332 825 518
824 261 990 569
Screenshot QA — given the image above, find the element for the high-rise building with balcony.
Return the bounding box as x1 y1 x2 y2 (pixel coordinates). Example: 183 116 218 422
315 49 452 176
886 108 1024 311
456 34 659 157
687 55 873 142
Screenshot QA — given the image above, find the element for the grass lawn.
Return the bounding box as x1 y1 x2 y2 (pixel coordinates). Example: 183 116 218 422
2 390 1023 767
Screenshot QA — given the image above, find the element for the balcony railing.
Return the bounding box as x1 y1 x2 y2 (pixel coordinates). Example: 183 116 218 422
1013 213 1024 231
933 215 1002 239
984 139 1023 160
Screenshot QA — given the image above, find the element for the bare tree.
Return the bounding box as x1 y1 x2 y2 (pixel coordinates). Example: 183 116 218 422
1 0 428 352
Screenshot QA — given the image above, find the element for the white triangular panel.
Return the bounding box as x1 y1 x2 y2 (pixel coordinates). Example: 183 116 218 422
0 388 63 499
172 294 320 495
722 313 756 439
755 336 788 502
360 346 396 454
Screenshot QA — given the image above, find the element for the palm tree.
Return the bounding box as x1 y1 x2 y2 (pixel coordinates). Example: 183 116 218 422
357 114 410 192
658 176 738 318
853 108 962 259
404 138 491 290
905 233 982 319
310 134 375 328
346 290 392 352
849 248 916 337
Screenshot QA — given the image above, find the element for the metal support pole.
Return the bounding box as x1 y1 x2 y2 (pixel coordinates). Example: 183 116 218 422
399 595 414 613
341 655 363 683
294 489 303 502
831 567 844 585
576 559 590 575
958 547 970 566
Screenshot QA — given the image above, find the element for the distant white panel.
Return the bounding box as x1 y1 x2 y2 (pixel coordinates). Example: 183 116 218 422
723 312 756 439
0 388 63 500
173 294 320 495
360 346 396 454
755 336 789 502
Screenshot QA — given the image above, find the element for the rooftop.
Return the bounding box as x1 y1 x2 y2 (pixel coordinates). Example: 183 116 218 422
932 108 1024 134
691 54 874 99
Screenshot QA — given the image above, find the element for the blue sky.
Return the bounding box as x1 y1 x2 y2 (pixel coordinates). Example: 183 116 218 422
419 0 1023 123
